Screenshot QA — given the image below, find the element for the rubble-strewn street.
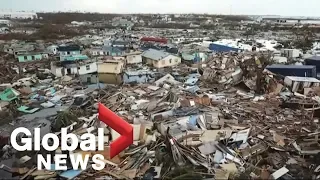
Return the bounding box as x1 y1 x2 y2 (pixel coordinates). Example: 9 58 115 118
1 11 320 180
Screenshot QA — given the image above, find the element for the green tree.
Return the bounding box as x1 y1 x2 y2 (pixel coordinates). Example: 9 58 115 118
243 25 258 40
293 25 315 53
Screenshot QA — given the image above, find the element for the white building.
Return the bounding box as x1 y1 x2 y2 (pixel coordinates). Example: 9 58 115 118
142 49 181 68
284 76 320 92
273 51 288 63
125 51 143 64
47 45 58 55
281 49 302 58
312 42 320 56
51 61 97 77
212 39 253 51
0 19 12 26
0 11 37 19
51 61 99 84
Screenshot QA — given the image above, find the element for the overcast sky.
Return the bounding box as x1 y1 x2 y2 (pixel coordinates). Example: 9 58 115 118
1 0 319 17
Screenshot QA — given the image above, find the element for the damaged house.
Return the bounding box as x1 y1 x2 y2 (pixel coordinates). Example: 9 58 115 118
57 44 88 61
142 49 181 68
51 44 98 84
124 51 143 64
51 60 98 84
3 43 35 55
123 70 155 84
181 52 208 64
284 76 320 93
46 45 59 55
16 51 49 63
98 60 124 85
89 46 124 57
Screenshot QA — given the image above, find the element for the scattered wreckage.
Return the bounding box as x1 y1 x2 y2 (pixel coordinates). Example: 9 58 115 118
0 52 320 180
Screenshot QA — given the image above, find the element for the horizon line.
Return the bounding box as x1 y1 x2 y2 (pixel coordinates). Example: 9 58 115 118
1 10 320 18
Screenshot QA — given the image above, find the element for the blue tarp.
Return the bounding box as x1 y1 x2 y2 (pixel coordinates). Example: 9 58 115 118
188 115 198 126
60 170 83 179
209 43 242 52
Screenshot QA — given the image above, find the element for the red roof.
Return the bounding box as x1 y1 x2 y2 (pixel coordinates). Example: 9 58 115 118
140 37 167 44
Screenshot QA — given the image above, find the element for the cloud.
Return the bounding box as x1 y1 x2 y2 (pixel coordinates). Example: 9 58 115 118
0 0 319 17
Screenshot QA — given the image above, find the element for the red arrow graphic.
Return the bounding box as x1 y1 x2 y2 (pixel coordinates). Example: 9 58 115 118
98 103 133 158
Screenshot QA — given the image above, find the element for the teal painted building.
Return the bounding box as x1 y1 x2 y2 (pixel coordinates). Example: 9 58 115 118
62 54 89 61
57 45 83 61
17 52 46 62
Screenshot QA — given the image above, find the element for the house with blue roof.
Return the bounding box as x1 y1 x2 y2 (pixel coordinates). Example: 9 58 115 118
142 49 181 68
57 44 88 61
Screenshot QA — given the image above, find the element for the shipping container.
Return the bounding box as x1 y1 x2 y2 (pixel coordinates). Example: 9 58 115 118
266 65 316 77
304 56 320 73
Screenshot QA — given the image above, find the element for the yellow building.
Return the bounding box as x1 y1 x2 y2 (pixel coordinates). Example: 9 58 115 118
97 60 124 85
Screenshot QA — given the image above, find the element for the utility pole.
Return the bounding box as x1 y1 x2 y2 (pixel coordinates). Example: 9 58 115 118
96 57 100 95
